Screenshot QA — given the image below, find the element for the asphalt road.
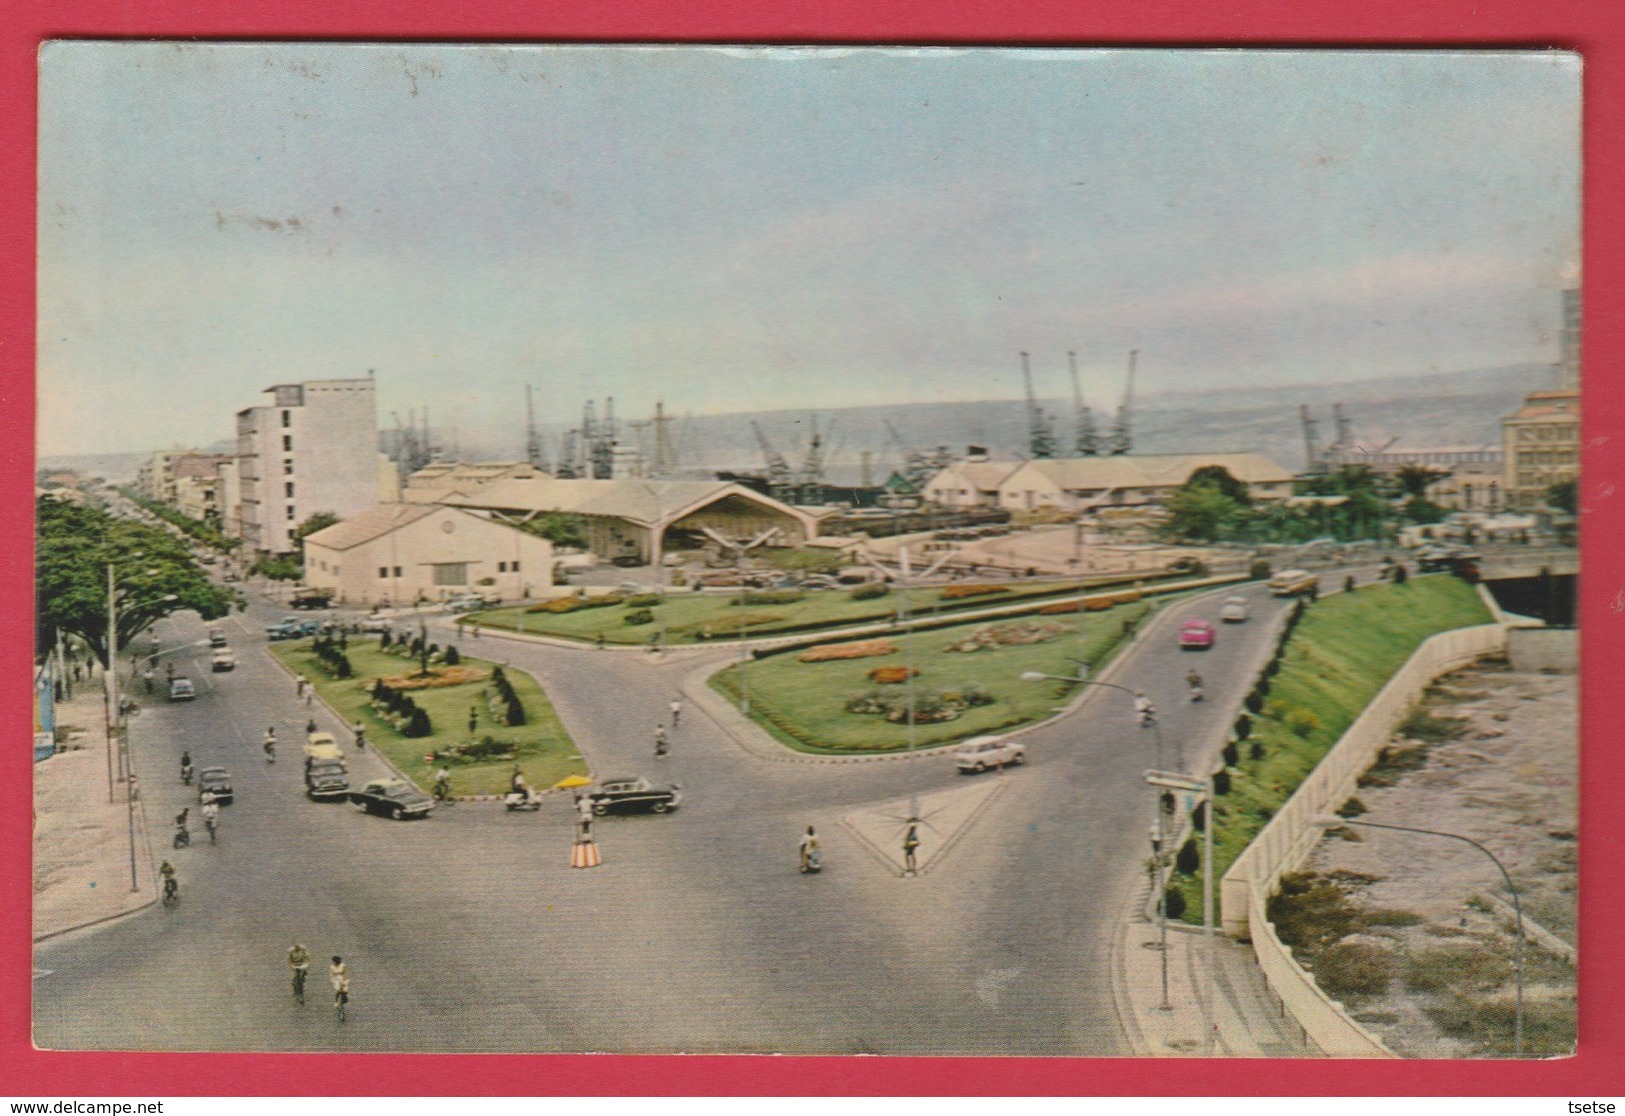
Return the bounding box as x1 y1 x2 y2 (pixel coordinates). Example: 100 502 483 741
35 577 1294 1054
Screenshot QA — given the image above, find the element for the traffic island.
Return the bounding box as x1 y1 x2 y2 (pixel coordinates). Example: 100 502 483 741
268 639 586 797
842 779 1009 877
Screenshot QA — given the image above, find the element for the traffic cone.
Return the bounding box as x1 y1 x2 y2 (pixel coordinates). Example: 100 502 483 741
571 839 601 869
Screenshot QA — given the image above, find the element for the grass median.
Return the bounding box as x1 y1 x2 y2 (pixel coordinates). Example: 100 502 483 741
1164 574 1494 924
468 577 1152 646
708 597 1159 754
269 639 585 797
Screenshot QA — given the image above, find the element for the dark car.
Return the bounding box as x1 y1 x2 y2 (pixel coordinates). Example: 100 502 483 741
305 760 350 800
290 590 334 610
584 775 683 816
197 766 233 804
611 555 644 568
207 628 228 647
349 778 434 820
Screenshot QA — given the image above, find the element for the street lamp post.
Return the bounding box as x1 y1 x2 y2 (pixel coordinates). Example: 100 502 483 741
1149 819 1172 1010
1311 814 1526 1056
1018 669 1172 772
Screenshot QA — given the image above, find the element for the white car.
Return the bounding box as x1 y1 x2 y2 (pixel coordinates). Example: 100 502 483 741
445 594 489 613
954 735 1026 774
1220 595 1251 623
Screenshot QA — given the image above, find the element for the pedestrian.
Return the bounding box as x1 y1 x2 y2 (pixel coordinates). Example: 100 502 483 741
72 662 81 683
353 721 366 751
511 765 527 795
902 822 921 877
1344 574 1356 594
575 793 594 841
295 674 307 698
143 669 154 695
1133 691 1156 727
669 697 682 728
468 705 479 737
471 621 480 640
166 661 176 682
595 632 606 651
305 717 318 735
654 724 669 758
1186 671 1205 702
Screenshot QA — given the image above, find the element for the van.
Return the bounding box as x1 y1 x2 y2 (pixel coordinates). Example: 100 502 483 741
1268 569 1319 597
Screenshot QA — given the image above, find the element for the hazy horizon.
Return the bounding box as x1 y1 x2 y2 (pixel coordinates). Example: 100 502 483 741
39 44 1579 456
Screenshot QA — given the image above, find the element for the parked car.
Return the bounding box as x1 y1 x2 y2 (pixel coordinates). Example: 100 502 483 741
584 775 683 816
304 732 345 762
357 615 394 633
168 677 196 701
611 555 644 568
1178 619 1218 649
210 647 237 672
1219 596 1251 623
954 735 1026 773
267 617 322 639
290 590 334 610
796 575 841 590
349 779 435 820
695 570 748 588
1267 569 1320 597
444 593 490 613
207 628 228 647
304 760 350 800
197 766 233 804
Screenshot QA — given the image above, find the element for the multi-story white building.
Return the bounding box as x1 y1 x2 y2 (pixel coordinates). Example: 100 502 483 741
235 377 390 555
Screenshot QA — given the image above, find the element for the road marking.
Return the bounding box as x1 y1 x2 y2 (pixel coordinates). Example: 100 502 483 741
32 968 53 980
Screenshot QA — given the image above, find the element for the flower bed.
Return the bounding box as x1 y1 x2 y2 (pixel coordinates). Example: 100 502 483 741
939 584 1013 601
799 638 898 663
375 666 487 690
943 620 1067 653
867 665 919 684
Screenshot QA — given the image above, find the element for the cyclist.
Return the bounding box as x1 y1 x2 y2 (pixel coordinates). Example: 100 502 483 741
1185 671 1205 703
159 861 178 905
798 825 820 872
201 797 220 843
264 727 277 764
669 698 683 728
433 766 452 803
1133 691 1157 727
654 724 669 759
288 942 310 1004
180 750 194 785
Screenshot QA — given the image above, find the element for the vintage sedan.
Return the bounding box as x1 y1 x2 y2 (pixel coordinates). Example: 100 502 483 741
207 628 229 647
1178 619 1218 649
584 776 683 816
954 735 1026 774
305 760 350 800
210 647 237 672
1219 596 1251 623
168 677 197 701
349 779 435 820
197 766 233 805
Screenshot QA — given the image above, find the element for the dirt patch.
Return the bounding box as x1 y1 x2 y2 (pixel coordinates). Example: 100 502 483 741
1301 660 1576 1057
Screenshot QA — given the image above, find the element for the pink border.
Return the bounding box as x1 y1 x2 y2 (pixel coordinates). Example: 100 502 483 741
6 0 1622 1097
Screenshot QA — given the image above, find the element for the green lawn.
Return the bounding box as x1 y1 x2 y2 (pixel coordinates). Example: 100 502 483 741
471 577 1148 646
708 598 1158 753
1165 574 1494 923
269 639 585 797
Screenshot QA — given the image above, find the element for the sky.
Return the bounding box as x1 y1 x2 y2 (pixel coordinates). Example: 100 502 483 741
37 43 1580 456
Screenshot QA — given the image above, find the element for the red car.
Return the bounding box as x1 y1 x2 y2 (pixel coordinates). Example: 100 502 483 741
1178 619 1217 649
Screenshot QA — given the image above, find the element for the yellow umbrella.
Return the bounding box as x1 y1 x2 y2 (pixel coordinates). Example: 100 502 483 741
553 774 593 790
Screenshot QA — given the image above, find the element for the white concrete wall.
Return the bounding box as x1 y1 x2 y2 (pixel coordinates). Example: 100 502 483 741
1219 621 1507 1057
1506 627 1577 673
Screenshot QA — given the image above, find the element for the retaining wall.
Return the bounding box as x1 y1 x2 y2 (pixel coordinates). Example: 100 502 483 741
1506 627 1577 673
1218 620 1508 1057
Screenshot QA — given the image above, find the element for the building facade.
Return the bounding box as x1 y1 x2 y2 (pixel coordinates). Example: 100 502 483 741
1502 389 1580 511
235 378 388 555
989 453 1295 513
302 504 554 608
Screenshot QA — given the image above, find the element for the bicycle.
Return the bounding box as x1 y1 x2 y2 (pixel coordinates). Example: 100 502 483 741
162 877 180 908
173 825 191 849
205 817 217 844
334 986 348 1023
292 966 308 1005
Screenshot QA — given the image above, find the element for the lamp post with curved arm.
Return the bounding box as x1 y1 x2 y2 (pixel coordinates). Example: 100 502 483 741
1018 669 1175 772
1311 814 1526 1056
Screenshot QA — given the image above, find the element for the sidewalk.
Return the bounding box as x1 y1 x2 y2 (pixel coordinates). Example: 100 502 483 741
33 680 157 942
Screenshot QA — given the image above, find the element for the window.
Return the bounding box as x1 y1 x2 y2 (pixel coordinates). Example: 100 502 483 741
282 435 293 451
432 563 468 586
511 560 520 572
281 410 291 428
285 482 295 498
284 461 294 475
394 566 402 578
379 567 389 579
286 506 296 520
497 561 507 573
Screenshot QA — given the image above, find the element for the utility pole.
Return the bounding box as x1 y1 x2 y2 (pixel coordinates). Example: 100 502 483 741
525 386 542 469
1109 349 1137 456
1070 350 1098 456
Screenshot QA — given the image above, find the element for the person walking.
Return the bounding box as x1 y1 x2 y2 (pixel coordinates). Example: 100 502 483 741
288 942 311 1004
470 621 481 640
1133 691 1157 727
468 706 478 738
329 956 349 1020
654 724 669 759
902 823 921 877
595 632 606 651
1185 671 1205 702
305 716 318 736
295 674 307 698
353 721 366 751
1344 574 1356 593
669 698 683 728
575 793 595 842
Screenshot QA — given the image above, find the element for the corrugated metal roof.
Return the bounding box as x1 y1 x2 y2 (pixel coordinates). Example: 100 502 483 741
302 503 442 551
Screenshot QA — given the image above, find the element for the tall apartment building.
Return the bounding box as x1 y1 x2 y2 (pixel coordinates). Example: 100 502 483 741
1500 287 1581 512
236 378 385 555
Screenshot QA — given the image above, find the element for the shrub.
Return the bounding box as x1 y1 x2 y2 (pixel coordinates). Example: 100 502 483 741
1038 599 1082 614
1222 742 1239 767
379 630 392 649
505 697 527 727
1284 708 1322 738
1163 886 1187 920
1250 559 1272 580
844 690 892 714
849 582 890 601
868 665 919 684
1244 692 1264 714
960 683 996 707
624 609 656 626
1233 714 1252 740
1398 710 1469 743
403 707 433 738
939 584 1011 601
1315 940 1394 1000
1176 839 1200 874
1213 770 1231 795
625 594 662 608
1248 741 1265 761
444 645 461 666
1337 797 1368 818
730 590 805 606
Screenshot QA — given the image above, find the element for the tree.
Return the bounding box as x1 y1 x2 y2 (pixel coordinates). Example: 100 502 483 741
294 511 342 542
1160 482 1244 542
1185 465 1251 506
1546 479 1578 515
36 497 236 664
1402 496 1447 525
517 513 588 549
1394 464 1447 500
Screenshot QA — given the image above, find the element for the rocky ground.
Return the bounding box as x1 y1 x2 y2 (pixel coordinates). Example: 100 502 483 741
1295 657 1577 1058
